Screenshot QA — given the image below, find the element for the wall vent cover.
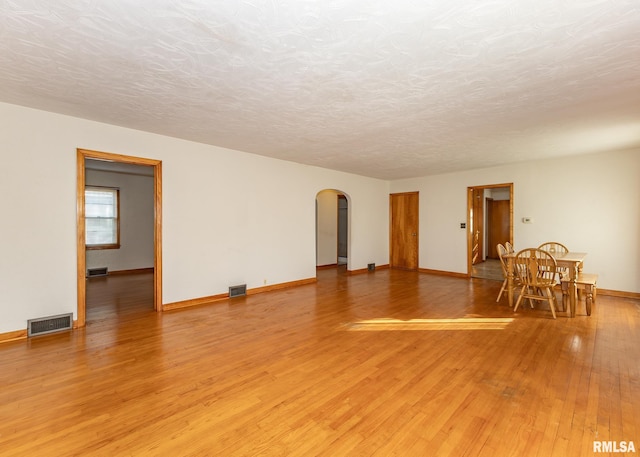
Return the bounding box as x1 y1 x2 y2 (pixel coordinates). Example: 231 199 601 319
87 267 108 278
28 313 73 337
229 284 247 298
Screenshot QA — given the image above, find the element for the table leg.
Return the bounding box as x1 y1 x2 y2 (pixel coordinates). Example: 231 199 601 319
577 260 584 301
569 263 578 317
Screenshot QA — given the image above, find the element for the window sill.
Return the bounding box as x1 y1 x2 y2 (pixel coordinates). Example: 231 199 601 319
86 244 121 251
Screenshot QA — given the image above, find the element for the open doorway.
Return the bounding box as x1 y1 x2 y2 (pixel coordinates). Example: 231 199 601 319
316 189 349 270
467 183 513 280
76 149 162 328
337 195 348 265
84 159 154 321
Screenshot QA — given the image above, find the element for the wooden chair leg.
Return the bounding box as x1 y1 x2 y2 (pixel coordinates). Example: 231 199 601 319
514 286 526 312
497 278 507 302
545 287 556 319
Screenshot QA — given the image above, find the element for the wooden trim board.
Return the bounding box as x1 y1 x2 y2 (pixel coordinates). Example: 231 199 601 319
163 277 317 312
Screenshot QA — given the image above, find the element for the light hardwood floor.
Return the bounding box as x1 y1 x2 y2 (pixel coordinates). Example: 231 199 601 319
1 268 639 456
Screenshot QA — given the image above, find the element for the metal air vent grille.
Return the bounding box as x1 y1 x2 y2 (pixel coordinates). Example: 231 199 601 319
229 284 247 298
28 313 73 337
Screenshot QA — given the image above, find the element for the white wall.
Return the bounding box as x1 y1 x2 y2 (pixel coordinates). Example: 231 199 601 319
2 100 636 335
85 169 154 272
0 102 389 333
390 149 640 293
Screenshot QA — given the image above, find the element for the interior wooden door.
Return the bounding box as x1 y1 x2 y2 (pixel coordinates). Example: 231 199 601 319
390 192 419 270
487 199 510 259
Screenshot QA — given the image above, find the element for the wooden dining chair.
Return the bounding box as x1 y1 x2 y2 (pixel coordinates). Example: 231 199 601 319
538 242 569 283
513 248 559 319
538 242 568 255
505 241 514 253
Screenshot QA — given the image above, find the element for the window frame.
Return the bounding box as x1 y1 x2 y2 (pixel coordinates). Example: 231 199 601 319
85 186 121 250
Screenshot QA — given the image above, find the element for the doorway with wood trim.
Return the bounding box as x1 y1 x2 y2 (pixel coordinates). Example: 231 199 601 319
467 184 513 280
389 191 419 271
76 149 162 328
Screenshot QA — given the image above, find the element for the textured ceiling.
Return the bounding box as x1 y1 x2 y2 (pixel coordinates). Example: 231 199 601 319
1 0 640 179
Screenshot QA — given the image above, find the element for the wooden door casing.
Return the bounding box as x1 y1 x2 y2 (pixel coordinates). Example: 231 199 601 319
390 192 419 270
466 183 513 277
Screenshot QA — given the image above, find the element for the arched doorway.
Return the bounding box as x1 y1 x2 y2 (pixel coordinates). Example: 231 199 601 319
316 189 350 270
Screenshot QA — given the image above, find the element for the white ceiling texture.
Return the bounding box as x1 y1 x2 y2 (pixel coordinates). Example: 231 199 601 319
1 0 640 179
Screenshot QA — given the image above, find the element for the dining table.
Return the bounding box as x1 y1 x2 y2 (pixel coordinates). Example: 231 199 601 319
504 251 588 317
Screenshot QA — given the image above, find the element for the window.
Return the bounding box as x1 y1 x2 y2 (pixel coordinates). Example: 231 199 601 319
85 186 120 249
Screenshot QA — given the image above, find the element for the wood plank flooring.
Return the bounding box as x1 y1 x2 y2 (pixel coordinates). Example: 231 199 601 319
0 268 639 456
